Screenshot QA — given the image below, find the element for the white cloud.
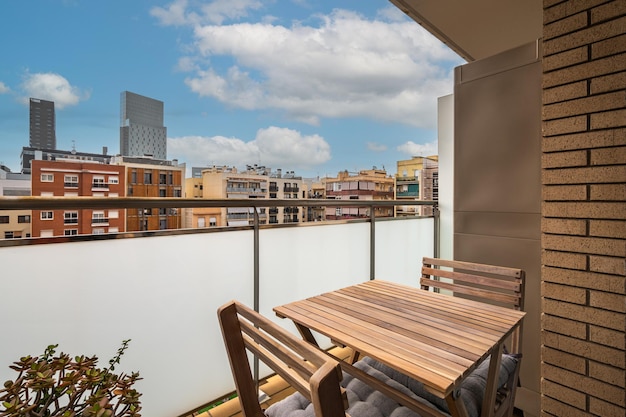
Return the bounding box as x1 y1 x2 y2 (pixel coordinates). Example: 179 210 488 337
397 140 438 157
0 82 9 94
20 72 88 109
151 0 263 26
367 142 387 152
155 7 463 128
168 126 331 170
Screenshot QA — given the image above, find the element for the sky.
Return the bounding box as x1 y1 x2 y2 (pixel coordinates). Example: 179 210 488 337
0 0 464 178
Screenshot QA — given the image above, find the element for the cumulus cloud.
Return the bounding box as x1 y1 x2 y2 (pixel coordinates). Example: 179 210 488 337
20 72 88 109
397 140 438 157
367 142 387 152
152 3 463 128
168 126 331 170
0 82 9 94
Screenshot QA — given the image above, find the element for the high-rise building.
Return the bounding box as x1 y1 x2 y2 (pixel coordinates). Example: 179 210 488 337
29 98 56 150
120 91 167 160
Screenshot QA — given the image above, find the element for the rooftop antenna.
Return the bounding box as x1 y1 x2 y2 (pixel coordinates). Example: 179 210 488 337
71 140 77 154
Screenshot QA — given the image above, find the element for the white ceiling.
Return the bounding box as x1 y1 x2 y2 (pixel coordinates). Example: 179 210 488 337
389 0 543 61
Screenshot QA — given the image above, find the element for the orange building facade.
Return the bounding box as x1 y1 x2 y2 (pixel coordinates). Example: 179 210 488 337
31 159 126 237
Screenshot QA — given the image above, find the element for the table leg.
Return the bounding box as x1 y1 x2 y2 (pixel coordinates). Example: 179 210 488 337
481 343 504 417
294 323 319 347
445 391 470 417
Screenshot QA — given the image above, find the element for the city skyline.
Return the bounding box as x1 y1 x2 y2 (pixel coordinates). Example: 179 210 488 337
0 0 464 177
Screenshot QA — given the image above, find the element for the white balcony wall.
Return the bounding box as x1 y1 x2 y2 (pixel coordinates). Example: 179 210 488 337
0 217 434 417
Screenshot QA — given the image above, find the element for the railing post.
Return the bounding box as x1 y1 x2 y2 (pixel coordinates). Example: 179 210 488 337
253 208 260 391
433 204 440 259
370 204 375 280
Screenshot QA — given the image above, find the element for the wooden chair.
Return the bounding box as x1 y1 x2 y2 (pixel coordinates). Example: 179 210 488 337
420 257 525 417
218 301 348 417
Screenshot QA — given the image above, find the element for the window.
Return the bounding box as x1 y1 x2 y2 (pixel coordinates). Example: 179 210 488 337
109 192 119 197
108 227 119 233
92 176 106 188
4 231 19 239
335 208 342 216
41 211 53 220
159 208 167 215
108 210 118 219
131 170 137 184
108 176 119 184
18 215 30 223
40 230 54 238
92 228 105 235
209 217 217 227
144 171 152 184
92 211 107 224
64 175 78 187
159 173 167 185
168 172 173 185
159 219 167 230
159 189 166 197
64 211 78 224
0 215 9 224
40 192 53 197
64 192 78 197
173 189 181 197
41 173 54 182
64 229 78 236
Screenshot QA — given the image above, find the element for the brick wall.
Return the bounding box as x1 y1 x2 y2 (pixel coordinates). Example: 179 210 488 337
541 0 625 416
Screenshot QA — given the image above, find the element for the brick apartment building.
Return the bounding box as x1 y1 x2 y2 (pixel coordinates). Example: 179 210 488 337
31 159 126 237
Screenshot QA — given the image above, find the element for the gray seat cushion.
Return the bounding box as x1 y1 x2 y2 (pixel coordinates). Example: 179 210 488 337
265 354 518 417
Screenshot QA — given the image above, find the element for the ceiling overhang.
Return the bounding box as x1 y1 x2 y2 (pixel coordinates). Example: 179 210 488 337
389 0 543 62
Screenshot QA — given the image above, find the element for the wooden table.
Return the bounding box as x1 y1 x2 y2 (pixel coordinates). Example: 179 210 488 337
274 280 526 417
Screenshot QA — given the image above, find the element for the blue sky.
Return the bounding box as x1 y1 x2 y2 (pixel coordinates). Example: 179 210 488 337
0 0 464 177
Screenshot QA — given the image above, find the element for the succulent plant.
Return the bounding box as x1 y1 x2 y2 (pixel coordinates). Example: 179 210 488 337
0 340 141 417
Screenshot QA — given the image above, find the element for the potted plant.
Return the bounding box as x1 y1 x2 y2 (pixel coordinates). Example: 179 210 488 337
0 339 141 417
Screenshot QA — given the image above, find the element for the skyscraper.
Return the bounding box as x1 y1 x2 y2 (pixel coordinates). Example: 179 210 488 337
119 91 167 160
29 98 56 150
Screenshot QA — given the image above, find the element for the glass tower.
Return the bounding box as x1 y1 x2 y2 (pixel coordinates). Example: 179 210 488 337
120 91 167 160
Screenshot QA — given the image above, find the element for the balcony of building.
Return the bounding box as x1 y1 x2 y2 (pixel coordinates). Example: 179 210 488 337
0 196 437 417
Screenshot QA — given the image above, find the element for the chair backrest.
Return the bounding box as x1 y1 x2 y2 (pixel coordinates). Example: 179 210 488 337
421 257 525 352
218 301 347 417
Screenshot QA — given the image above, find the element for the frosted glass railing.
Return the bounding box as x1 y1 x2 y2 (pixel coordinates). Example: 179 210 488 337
0 212 433 417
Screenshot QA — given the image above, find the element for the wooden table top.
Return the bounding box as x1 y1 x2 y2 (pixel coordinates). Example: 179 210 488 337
274 280 526 398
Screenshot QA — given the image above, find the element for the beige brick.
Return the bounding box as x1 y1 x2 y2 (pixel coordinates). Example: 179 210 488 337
590 325 626 350
543 81 588 104
590 290 626 312
541 379 587 408
543 53 626 88
542 115 587 135
542 128 626 151
544 0 609 24
542 150 588 168
543 330 626 368
543 166 626 184
544 17 626 55
590 255 626 275
590 183 626 200
542 396 591 417
543 91 626 120
591 71 626 94
542 362 626 405
544 12 588 40
589 397 626 417
592 32 626 59
542 314 588 339
590 220 626 238
544 266 626 294
543 202 626 219
591 108 626 129
543 281 587 304
542 217 587 235
589 361 626 387
543 46 589 72
543 234 626 256
543 298 625 330
542 249 588 269
542 184 587 201
591 146 626 165
592 0 626 24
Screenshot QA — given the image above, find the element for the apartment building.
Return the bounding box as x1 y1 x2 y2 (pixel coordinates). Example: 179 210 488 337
324 168 394 220
30 159 126 237
120 91 167 160
29 98 56 150
395 156 439 216
0 165 31 239
188 165 304 227
112 156 184 231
